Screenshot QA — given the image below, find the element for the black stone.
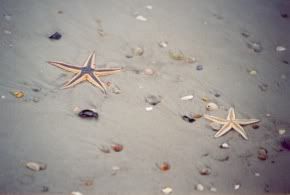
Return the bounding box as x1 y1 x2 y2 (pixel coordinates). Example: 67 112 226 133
281 13 288 18
196 65 203 71
49 32 62 40
281 137 290 151
78 109 99 119
182 115 195 123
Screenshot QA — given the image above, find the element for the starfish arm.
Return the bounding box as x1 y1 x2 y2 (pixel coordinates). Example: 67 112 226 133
87 73 107 93
204 114 227 124
214 122 233 138
94 67 122 77
232 122 248 140
235 119 260 125
227 107 236 120
61 73 85 89
48 61 81 73
82 51 95 68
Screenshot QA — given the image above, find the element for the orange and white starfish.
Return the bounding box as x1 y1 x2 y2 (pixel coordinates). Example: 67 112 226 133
204 107 260 140
48 51 121 93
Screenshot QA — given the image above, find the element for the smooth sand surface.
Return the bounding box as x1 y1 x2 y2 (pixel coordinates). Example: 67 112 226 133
0 0 290 193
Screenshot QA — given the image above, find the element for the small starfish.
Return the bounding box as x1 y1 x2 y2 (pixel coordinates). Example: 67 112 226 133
204 107 259 140
48 51 121 93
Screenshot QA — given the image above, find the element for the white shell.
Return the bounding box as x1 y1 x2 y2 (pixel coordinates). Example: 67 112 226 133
71 192 83 195
278 129 286 135
136 15 147 21
26 162 46 171
162 187 173 194
210 187 217 192
276 46 286 52
195 184 204 191
234 184 240 190
206 102 219 111
220 142 230 149
145 106 153 111
181 95 193 101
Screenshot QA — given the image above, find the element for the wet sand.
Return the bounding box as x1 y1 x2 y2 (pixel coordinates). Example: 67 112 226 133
0 0 290 193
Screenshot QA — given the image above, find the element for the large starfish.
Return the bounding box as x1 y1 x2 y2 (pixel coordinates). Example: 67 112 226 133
48 51 121 93
204 107 259 140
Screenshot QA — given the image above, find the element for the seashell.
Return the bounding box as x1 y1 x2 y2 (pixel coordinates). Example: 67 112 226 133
162 187 173 194
144 68 155 75
199 167 211 175
257 147 268 160
220 142 230 149
111 143 123 152
158 162 170 171
136 15 147 21
145 95 161 106
78 109 98 119
168 50 185 60
195 184 204 191
26 162 47 171
158 41 168 48
10 91 24 98
206 102 219 111
180 95 193 101
132 47 144 56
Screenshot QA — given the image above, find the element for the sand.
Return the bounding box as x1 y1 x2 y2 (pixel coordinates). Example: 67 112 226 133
0 0 290 193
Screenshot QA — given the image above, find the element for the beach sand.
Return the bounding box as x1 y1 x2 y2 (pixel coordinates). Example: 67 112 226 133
0 0 290 193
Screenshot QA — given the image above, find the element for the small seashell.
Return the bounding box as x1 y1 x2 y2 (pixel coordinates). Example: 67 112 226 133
10 91 24 98
220 142 230 149
78 109 98 119
49 32 62 40
210 187 217 192
1 95 6 99
276 46 286 52
162 187 173 194
158 162 170 171
206 102 219 111
185 57 197 64
278 129 286 135
180 95 193 101
257 147 268 160
247 41 262 53
145 95 162 106
266 113 271 117
201 97 209 102
145 106 153 111
111 143 123 152
199 167 211 175
144 68 155 75
195 184 204 191
158 41 168 48
71 192 83 195
112 85 121 94
136 15 147 21
209 122 221 131
248 70 257 75
132 47 144 56
193 114 202 119
26 162 47 171
196 64 203 71
234 184 240 190
146 5 153 10
112 166 120 171
168 50 185 60
182 115 195 123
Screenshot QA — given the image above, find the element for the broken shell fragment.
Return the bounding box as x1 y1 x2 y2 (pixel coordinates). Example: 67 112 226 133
180 95 193 101
26 162 47 171
168 50 185 60
278 129 286 135
10 91 24 98
71 192 83 195
257 147 268 160
234 184 240 190
276 46 286 52
145 95 162 106
206 102 219 111
247 41 262 53
162 187 173 194
136 15 147 21
220 142 230 149
132 47 144 56
195 184 204 191
158 41 168 48
111 143 123 152
99 145 110 153
199 167 211 175
144 68 155 75
158 162 170 171
78 109 98 119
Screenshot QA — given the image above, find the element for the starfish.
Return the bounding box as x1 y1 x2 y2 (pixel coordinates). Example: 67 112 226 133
48 51 121 93
204 107 259 140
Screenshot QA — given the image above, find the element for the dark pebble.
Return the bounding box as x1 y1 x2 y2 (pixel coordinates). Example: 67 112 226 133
145 95 162 106
196 65 203 71
258 83 268 92
252 124 260 129
241 31 250 38
41 186 49 192
281 137 290 151
49 32 62 40
281 13 288 18
182 115 196 123
282 60 289 64
78 109 99 119
32 87 41 92
214 93 220 98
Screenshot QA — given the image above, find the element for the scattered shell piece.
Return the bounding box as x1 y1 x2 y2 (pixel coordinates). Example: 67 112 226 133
195 184 204 191
209 122 221 131
180 95 193 101
196 64 203 71
162 187 173 194
193 114 202 119
220 142 230 149
49 32 62 40
132 47 144 56
201 97 209 102
255 172 260 177
71 192 83 195
78 109 98 119
99 145 110 153
145 95 162 106
111 143 123 152
136 15 147 21
199 167 211 175
234 184 240 190
112 85 121 94
146 5 153 10
168 50 185 60
252 124 260 129
278 129 286 135
276 46 286 52
158 162 170 171
82 178 94 187
185 57 197 64
210 187 217 192
257 147 268 160
248 70 257 75
10 91 24 98
4 30 11 35
158 41 168 48
1 95 6 99
241 31 250 38
258 83 268 92
206 102 219 111
26 162 47 171
145 106 153 111
144 68 155 75
247 41 262 53
281 137 290 151
182 115 196 123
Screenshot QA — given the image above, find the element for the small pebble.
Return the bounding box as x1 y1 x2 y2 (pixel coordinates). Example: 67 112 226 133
78 109 98 119
278 129 286 135
281 137 290 151
206 102 219 111
99 145 110 153
249 70 257 75
32 87 41 92
57 10 63 14
136 15 147 21
214 93 221 98
162 187 173 194
195 184 204 191
266 113 271 117
209 122 221 131
241 31 250 38
1 95 5 99
111 143 123 152
252 124 260 129
247 41 263 53
199 167 211 175
158 162 170 171
145 95 162 106
49 32 62 40
276 46 286 52
132 47 144 56
220 142 230 149
234 184 240 190
146 5 153 10
257 147 268 160
196 64 203 71
282 60 289 64
193 114 203 119
145 106 153 111
182 115 195 123
281 13 288 18
158 41 168 48
180 95 193 101
258 83 268 92
41 186 49 192
144 68 155 75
